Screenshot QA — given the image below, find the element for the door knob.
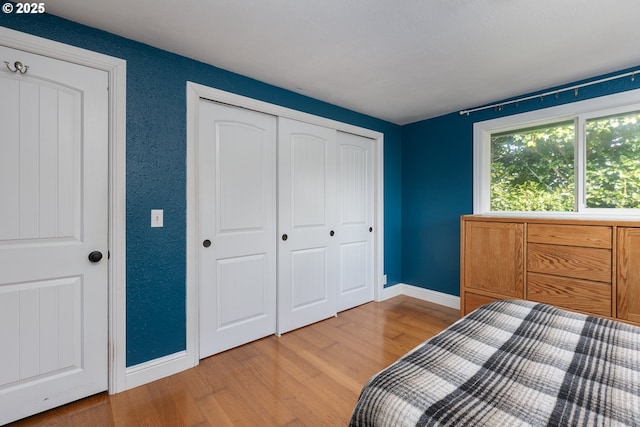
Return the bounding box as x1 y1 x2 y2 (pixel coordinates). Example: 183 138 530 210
88 251 103 263
369 227 373 232
330 230 335 236
282 234 288 241
203 239 211 248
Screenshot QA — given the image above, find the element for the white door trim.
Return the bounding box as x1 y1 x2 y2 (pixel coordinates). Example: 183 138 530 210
186 82 385 360
0 27 128 393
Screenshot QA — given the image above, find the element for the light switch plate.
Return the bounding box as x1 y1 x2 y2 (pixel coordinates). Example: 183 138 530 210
151 209 163 227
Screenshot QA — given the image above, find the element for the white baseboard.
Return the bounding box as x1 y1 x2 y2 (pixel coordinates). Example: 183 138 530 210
123 283 457 392
378 283 404 301
379 283 460 310
125 351 197 390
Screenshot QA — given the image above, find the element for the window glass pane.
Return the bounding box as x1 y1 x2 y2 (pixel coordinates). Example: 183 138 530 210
490 121 575 211
586 111 640 208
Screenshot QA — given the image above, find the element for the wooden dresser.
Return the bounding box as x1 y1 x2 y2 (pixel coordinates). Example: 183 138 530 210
460 215 640 326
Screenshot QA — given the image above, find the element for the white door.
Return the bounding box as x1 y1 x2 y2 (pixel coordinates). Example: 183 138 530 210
198 100 277 358
278 118 337 334
336 132 375 311
0 46 108 424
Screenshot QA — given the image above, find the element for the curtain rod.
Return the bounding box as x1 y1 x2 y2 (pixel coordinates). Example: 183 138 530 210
459 69 640 116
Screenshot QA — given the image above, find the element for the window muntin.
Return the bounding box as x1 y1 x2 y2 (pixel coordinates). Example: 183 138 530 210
586 111 640 209
490 121 575 212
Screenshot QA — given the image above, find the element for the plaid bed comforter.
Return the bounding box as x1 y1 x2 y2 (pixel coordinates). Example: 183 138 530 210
350 300 640 427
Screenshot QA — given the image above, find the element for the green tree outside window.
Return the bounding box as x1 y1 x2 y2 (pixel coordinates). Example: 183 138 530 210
491 121 575 211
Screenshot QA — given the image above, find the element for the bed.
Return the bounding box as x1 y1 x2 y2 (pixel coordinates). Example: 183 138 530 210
350 300 640 427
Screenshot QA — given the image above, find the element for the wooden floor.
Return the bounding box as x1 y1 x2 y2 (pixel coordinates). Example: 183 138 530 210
11 296 459 427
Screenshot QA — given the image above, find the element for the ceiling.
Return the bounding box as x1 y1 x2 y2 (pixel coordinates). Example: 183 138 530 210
41 0 640 125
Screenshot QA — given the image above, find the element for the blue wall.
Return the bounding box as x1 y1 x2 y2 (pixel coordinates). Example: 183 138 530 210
401 68 640 297
0 14 402 366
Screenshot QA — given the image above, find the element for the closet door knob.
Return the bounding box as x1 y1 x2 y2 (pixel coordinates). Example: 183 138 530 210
282 234 288 241
330 230 335 237
88 251 103 263
369 227 373 232
203 239 211 248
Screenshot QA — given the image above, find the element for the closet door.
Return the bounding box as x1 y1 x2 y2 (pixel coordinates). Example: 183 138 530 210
198 100 277 358
336 132 375 311
278 118 337 334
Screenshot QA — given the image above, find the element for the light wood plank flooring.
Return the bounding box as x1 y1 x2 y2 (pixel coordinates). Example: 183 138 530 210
10 296 459 427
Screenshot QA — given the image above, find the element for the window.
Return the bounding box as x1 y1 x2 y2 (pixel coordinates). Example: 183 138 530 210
491 121 575 212
474 88 640 216
586 111 640 209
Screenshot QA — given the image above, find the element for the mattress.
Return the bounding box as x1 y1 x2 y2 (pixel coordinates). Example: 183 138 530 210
350 300 640 426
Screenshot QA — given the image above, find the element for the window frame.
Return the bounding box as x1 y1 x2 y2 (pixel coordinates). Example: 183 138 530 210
474 87 640 218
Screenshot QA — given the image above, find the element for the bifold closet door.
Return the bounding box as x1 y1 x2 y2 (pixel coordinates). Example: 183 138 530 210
198 100 277 358
278 118 338 335
336 132 375 311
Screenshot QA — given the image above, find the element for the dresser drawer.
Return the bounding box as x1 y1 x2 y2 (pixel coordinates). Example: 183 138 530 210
528 224 612 249
527 243 611 283
527 273 611 317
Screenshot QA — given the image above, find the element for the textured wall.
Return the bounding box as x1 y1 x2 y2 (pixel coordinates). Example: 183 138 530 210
402 68 640 297
0 12 402 366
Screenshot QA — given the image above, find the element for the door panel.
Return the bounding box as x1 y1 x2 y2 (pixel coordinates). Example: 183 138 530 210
217 131 266 233
463 221 524 299
198 101 277 358
292 134 328 227
336 132 374 311
0 277 81 383
0 46 108 424
291 247 328 309
339 242 367 293
0 76 79 241
217 254 268 328
617 227 640 324
278 118 337 334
